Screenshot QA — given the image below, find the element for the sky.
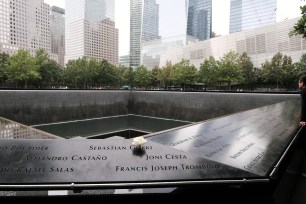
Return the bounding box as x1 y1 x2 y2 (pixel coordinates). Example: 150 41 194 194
44 0 305 56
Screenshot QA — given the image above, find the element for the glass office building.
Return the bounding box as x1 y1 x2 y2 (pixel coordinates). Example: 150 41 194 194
141 35 198 69
130 0 160 68
50 6 65 67
229 0 277 33
186 0 212 41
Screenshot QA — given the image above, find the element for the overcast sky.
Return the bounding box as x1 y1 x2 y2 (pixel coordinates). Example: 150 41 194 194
45 0 305 56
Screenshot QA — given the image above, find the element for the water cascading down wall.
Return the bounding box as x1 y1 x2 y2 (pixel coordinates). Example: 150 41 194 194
0 90 299 126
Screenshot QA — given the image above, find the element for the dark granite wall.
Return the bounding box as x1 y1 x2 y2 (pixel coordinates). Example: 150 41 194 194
130 91 300 122
0 90 130 125
0 90 299 125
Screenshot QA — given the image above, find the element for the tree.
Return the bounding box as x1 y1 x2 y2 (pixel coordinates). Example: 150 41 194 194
88 58 99 88
198 56 219 89
123 67 134 88
95 59 117 88
289 5 306 38
114 65 132 88
8 50 40 88
134 65 152 88
0 52 10 85
173 59 197 90
281 55 295 89
35 48 62 88
295 54 306 77
64 59 81 88
39 60 63 88
254 67 264 90
159 61 174 89
218 51 243 90
35 48 49 66
261 52 295 90
240 52 255 90
151 66 161 88
77 57 91 89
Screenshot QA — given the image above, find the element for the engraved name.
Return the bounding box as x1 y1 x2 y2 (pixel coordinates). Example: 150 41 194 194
230 143 255 159
235 130 253 141
213 123 232 131
9 145 48 151
205 144 231 157
89 145 126 150
181 164 220 170
244 152 265 170
194 136 223 147
146 154 187 160
0 166 74 173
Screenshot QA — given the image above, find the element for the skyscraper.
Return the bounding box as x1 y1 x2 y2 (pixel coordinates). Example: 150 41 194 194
0 0 50 55
65 0 118 64
130 0 159 68
186 0 212 41
50 6 65 67
229 0 277 33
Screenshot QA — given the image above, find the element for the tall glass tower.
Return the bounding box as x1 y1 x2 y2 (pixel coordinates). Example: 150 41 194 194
65 0 118 64
50 6 65 67
186 0 212 41
130 0 159 68
229 0 277 33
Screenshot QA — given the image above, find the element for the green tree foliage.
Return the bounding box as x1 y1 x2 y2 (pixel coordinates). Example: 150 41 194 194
198 56 219 88
281 55 295 88
87 58 99 88
0 52 10 85
173 59 197 90
262 52 295 90
35 48 49 66
35 48 63 88
8 50 40 88
134 65 152 88
295 54 306 77
290 5 306 38
39 60 63 88
77 57 91 89
95 59 117 88
218 51 243 90
254 68 265 90
151 66 161 88
240 52 255 90
1 47 303 91
64 59 82 88
159 61 174 89
114 65 134 88
123 67 134 87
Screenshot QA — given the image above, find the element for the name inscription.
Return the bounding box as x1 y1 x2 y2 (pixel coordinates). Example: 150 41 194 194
0 143 221 179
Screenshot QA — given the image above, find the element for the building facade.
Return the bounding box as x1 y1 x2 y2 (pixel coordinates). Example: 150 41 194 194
50 6 65 67
119 54 131 67
186 0 212 41
141 35 198 69
0 0 51 56
159 18 306 69
65 0 118 64
130 0 160 68
229 0 277 33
